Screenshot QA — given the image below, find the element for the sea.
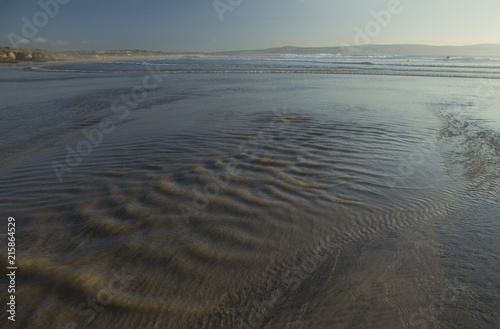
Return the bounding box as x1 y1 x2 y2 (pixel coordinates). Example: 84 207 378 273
0 55 499 328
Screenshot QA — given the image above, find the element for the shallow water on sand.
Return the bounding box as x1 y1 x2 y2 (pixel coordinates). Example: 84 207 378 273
0 60 499 328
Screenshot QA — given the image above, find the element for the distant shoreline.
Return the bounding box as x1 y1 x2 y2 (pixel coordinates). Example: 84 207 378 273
0 54 194 68
1 43 500 61
2 42 500 68
0 47 206 68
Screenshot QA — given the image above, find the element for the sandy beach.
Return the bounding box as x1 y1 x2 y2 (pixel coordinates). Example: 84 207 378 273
1 55 499 328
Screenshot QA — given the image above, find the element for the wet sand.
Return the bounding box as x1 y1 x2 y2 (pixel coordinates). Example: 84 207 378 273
0 60 499 328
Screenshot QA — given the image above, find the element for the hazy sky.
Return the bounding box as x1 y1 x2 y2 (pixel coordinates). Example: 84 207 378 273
1 0 499 51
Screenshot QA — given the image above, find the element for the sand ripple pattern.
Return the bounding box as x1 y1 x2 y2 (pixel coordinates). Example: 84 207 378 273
0 111 456 329
436 107 500 203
